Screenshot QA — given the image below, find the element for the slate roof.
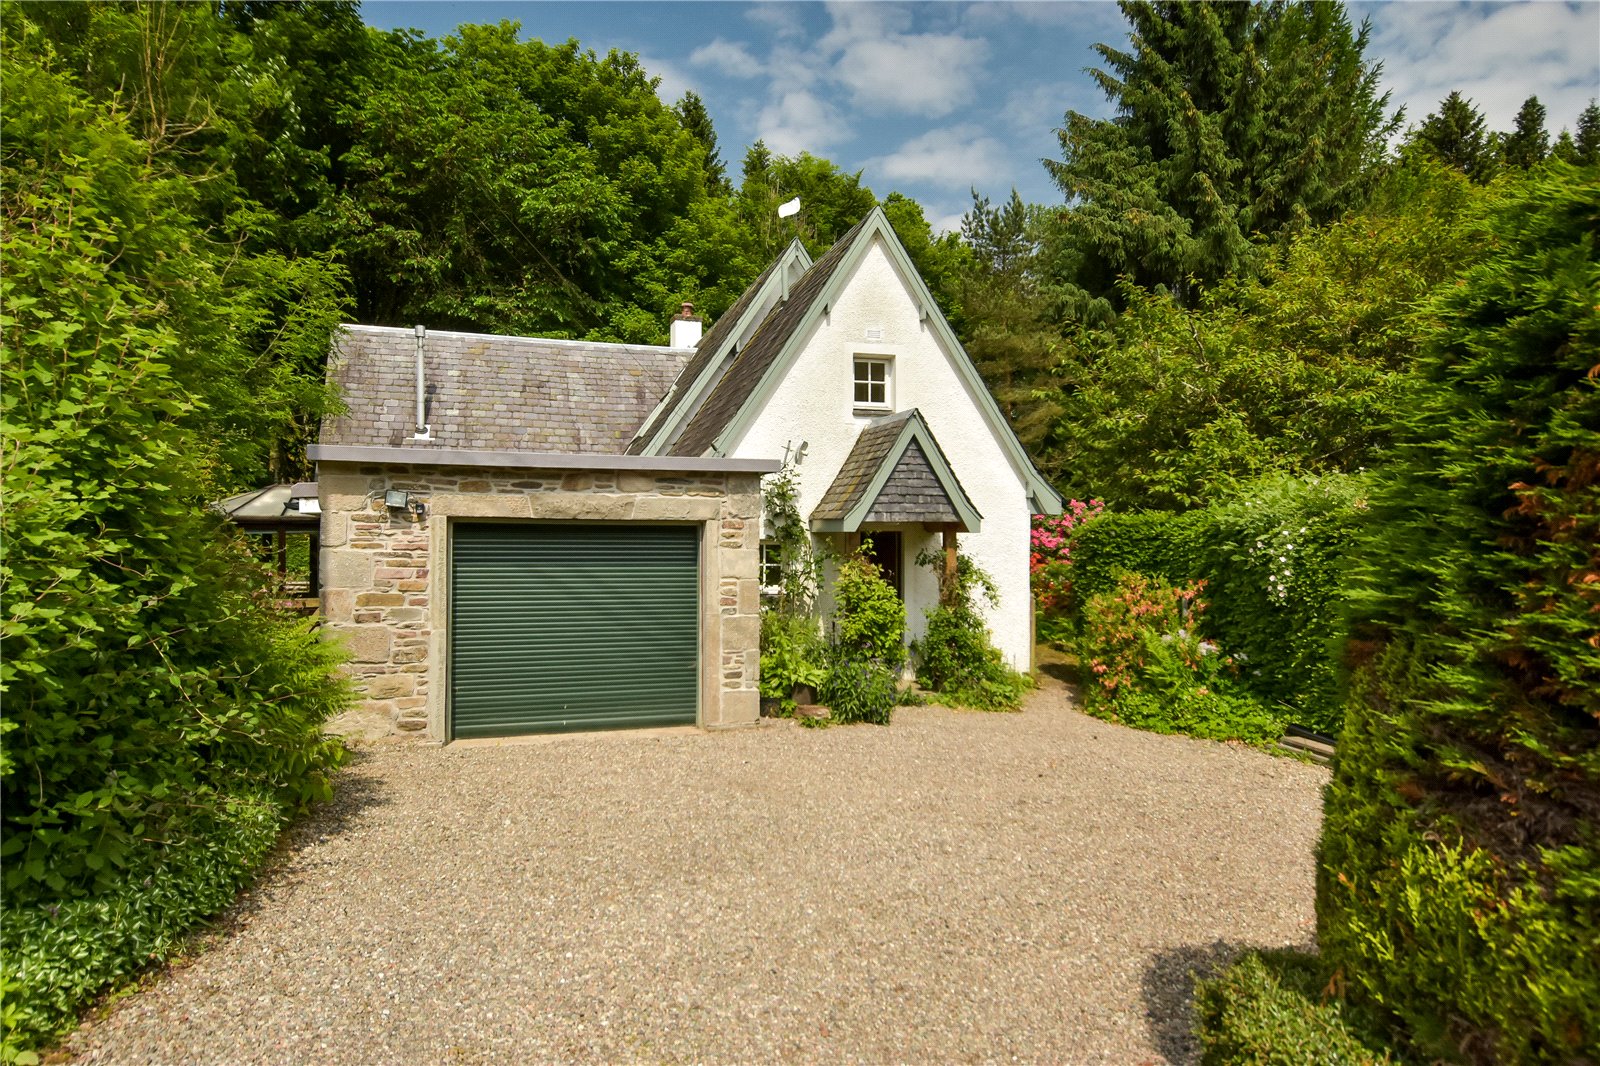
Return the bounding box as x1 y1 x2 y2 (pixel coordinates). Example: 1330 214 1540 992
812 410 979 530
812 412 912 520
669 215 872 456
321 326 691 454
625 255 783 455
864 441 960 524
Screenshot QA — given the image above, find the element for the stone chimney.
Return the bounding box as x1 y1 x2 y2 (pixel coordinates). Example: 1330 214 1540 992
669 301 703 348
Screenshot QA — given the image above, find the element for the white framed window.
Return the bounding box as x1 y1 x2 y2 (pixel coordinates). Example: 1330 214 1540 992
760 541 782 592
853 356 891 410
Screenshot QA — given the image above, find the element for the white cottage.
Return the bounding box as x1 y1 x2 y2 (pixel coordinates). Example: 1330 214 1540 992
310 207 1062 740
628 207 1062 667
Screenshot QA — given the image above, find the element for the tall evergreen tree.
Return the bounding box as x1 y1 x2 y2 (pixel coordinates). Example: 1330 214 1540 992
1501 95 1549 168
962 190 1032 276
1576 101 1600 165
674 90 727 194
1045 0 1395 309
1552 128 1579 164
1414 90 1496 182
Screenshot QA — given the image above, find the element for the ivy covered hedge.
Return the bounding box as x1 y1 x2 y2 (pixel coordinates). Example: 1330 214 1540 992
1062 475 1364 732
1313 168 1599 1062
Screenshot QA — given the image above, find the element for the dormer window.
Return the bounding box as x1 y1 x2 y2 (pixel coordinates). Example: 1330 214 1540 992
853 357 891 411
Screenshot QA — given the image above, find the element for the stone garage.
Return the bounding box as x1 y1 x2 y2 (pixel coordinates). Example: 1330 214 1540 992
310 326 777 741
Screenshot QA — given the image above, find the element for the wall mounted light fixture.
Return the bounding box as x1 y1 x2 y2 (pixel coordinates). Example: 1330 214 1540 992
383 489 426 519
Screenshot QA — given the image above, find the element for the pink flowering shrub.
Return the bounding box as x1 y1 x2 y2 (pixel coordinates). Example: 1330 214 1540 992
1076 572 1281 744
1030 499 1104 613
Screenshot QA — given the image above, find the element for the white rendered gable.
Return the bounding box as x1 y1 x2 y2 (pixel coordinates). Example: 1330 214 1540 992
725 235 1037 667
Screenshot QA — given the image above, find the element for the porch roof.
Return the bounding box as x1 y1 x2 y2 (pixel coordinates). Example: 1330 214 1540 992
810 410 982 533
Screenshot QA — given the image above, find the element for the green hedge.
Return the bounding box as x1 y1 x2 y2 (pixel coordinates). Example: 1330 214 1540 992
1316 169 1599 1062
1065 475 1363 733
1 38 352 1060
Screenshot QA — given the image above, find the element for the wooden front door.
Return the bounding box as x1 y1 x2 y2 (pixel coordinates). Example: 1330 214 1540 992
862 531 903 599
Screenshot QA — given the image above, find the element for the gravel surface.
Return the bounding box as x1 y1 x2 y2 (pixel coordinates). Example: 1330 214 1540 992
64 672 1328 1065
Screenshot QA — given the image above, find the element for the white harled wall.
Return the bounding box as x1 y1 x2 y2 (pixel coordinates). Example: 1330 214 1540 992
728 237 1035 668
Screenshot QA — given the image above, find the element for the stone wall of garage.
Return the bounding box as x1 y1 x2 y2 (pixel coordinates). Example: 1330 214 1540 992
315 460 763 740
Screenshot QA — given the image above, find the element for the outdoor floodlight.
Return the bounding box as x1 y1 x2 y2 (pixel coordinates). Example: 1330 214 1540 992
385 489 410 509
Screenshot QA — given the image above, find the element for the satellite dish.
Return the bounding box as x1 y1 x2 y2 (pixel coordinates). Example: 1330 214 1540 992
777 197 801 219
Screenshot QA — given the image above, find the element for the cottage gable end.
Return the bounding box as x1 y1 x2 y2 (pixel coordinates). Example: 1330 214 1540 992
673 208 1061 515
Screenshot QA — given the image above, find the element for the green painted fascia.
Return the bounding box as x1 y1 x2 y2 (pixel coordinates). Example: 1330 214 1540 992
712 208 1065 514
809 412 983 534
638 239 813 457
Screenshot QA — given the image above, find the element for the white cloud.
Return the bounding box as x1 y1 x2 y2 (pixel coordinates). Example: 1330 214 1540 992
928 209 968 236
963 1 1131 35
638 53 695 105
819 2 915 44
744 2 807 41
1003 79 1113 134
831 33 992 117
1359 1 1600 134
719 2 996 157
756 90 852 155
814 3 991 117
865 124 1009 188
688 37 764 80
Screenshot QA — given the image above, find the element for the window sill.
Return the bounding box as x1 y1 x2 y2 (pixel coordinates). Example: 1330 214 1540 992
853 406 893 417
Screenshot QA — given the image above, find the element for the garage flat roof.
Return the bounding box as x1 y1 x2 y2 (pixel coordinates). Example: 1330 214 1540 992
308 444 780 474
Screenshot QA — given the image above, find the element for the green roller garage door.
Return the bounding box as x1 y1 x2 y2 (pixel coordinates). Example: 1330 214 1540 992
450 522 700 738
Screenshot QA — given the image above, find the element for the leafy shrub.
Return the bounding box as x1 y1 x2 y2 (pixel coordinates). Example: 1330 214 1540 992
809 546 906 726
912 551 1031 711
829 547 905 662
1195 950 1399 1065
1317 170 1600 1062
1076 573 1284 744
2 24 351 901
817 648 899 726
0 38 352 1057
759 610 825 713
1 792 282 1061
1065 476 1363 733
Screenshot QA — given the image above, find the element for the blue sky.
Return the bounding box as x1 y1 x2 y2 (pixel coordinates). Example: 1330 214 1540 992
362 1 1600 233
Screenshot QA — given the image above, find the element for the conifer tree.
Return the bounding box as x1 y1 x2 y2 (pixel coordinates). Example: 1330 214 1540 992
1501 95 1548 168
1045 0 1395 308
1576 101 1600 165
675 91 728 194
1552 129 1580 164
1414 90 1497 182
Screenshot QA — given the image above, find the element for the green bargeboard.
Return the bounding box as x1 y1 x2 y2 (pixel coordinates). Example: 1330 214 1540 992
450 522 700 737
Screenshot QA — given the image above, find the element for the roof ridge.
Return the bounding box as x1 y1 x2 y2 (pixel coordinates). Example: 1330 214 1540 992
338 323 690 356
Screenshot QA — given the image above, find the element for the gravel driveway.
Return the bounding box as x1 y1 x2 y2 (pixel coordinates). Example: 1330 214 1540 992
64 671 1327 1064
